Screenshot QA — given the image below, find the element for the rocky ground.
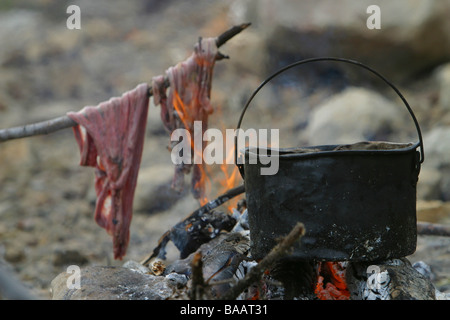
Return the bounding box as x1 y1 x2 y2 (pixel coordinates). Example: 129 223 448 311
0 0 450 299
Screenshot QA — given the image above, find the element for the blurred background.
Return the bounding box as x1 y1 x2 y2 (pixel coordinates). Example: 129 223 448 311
0 0 449 298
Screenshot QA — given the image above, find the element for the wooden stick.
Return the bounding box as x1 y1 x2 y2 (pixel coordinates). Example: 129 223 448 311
0 23 251 143
219 222 306 300
0 115 77 142
417 221 450 237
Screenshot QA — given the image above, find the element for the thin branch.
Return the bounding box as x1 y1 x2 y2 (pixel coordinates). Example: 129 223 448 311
417 221 450 237
0 116 77 142
0 23 251 143
219 222 306 300
216 22 251 47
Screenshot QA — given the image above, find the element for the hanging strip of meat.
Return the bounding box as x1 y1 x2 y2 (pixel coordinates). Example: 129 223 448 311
152 37 218 201
67 83 149 259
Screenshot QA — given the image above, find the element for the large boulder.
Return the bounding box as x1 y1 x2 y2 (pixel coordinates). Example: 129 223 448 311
304 87 412 146
419 126 450 201
435 63 450 111
229 0 450 82
50 264 187 300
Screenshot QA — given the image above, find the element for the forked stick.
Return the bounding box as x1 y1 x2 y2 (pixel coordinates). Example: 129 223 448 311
0 23 251 143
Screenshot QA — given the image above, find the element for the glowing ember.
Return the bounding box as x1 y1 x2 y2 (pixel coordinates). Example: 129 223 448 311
315 262 350 300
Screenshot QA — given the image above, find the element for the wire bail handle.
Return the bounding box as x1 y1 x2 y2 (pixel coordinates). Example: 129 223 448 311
234 57 425 177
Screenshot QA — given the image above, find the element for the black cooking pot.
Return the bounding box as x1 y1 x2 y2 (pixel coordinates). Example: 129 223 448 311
235 57 424 262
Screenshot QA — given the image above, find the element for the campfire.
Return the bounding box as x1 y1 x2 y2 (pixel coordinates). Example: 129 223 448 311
0 23 448 301
136 53 434 299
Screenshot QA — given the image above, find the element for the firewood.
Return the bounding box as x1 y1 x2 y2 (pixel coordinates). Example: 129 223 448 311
219 222 306 300
140 184 246 266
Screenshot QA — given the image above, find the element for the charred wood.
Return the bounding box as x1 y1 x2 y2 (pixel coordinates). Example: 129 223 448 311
269 258 316 299
219 222 306 300
140 184 245 265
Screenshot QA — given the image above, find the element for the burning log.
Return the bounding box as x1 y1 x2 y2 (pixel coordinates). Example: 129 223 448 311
184 231 251 299
201 231 250 298
141 184 246 265
140 187 447 300
159 222 305 300
219 222 306 300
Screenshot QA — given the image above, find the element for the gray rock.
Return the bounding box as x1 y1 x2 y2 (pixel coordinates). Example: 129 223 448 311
51 266 177 300
421 126 450 200
305 87 409 146
165 273 188 289
122 260 150 274
417 167 442 200
413 261 434 281
435 63 450 111
230 0 450 82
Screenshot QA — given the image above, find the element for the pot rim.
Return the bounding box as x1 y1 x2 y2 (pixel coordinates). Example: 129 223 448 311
243 140 420 160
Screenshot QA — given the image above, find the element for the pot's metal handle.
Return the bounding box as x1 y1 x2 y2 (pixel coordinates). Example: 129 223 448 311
234 57 425 177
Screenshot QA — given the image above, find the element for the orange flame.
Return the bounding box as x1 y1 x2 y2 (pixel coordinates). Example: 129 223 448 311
173 90 193 134
172 91 243 210
212 103 243 212
173 91 210 206
195 164 210 207
217 152 242 212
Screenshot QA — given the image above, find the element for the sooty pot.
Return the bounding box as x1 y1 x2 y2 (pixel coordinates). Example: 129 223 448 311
235 58 424 262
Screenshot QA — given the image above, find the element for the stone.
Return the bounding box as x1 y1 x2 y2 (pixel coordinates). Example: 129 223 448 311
417 168 442 200
413 261 434 281
305 87 408 146
421 126 450 200
165 273 188 289
51 266 177 300
435 63 450 111
230 0 450 82
122 260 150 274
